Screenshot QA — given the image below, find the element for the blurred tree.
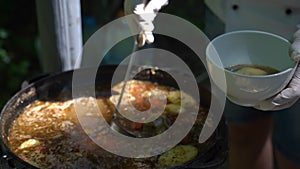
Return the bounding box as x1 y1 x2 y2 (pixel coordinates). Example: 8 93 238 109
0 0 40 109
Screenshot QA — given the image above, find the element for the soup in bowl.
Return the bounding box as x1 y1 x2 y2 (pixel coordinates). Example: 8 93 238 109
206 30 297 106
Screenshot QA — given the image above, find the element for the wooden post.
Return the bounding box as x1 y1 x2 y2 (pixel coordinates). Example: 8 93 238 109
35 0 82 72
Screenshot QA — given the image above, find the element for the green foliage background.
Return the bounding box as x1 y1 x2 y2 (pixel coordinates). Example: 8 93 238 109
0 1 41 109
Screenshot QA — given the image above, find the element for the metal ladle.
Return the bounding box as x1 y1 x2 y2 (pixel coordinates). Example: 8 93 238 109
109 40 144 137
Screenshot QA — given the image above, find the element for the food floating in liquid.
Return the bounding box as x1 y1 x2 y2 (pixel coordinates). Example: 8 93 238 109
226 64 279 76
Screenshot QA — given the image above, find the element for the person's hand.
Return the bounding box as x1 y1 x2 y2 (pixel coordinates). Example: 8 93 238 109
124 0 168 47
255 26 300 111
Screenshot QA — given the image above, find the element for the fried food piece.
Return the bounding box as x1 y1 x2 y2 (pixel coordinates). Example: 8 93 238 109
236 67 269 75
158 145 198 166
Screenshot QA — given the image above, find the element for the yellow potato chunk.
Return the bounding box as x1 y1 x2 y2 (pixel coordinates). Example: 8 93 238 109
167 91 196 107
18 139 40 150
158 145 198 166
236 67 269 75
165 104 184 115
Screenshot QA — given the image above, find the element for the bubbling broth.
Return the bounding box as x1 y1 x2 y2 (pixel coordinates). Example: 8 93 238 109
7 80 209 169
226 64 280 76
